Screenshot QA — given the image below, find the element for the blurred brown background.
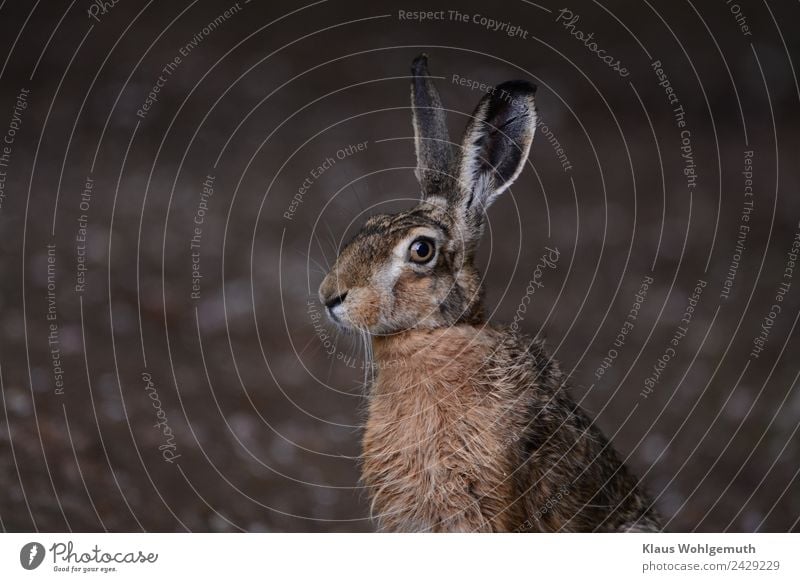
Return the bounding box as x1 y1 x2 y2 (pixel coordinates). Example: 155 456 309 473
0 0 798 531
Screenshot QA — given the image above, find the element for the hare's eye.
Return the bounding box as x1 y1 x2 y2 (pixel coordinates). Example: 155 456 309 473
408 238 435 264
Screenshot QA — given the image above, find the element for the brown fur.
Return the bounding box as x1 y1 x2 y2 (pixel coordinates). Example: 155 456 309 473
365 327 520 531
360 326 661 532
319 55 662 532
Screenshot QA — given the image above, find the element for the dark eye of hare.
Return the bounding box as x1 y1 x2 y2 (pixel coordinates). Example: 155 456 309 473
408 238 435 264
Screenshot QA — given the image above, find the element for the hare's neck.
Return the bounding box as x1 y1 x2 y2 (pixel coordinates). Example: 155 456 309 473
371 325 495 380
363 324 522 531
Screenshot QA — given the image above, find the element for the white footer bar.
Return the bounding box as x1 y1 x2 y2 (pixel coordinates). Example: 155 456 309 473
1 533 797 580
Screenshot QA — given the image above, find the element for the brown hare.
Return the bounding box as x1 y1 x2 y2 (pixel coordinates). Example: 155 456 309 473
319 54 662 532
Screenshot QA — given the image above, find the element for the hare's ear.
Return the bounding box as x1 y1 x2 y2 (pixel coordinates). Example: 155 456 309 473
411 54 455 198
453 80 537 240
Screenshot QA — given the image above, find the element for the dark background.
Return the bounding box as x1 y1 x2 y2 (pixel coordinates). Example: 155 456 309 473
0 0 798 532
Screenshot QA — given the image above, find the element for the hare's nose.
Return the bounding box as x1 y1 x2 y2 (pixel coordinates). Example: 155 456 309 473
324 291 348 311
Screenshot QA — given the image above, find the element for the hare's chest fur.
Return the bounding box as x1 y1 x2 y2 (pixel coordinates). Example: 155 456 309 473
362 327 525 532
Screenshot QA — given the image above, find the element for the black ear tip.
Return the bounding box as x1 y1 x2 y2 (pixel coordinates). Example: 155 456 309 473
495 79 537 96
412 53 430 75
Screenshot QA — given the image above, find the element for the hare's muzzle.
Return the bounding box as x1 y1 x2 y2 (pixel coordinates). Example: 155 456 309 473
319 269 350 321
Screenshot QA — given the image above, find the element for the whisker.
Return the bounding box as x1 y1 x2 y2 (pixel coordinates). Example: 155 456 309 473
362 332 371 392
322 218 341 255
296 333 318 359
311 229 332 270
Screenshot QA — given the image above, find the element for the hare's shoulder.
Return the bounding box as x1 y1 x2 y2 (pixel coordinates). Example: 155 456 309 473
482 327 565 394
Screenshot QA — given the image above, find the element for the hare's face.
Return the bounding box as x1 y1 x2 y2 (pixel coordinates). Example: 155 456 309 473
319 54 538 335
318 200 483 334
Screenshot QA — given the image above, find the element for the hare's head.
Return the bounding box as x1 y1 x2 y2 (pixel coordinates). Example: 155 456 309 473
319 55 537 334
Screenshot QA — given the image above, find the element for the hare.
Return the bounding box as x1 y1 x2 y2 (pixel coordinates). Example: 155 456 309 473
318 54 662 532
